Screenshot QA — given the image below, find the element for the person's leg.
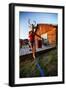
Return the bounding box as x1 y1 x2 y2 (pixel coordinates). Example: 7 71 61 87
32 44 36 60
29 41 32 51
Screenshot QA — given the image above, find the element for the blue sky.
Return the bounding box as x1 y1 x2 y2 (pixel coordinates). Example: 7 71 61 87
19 12 58 39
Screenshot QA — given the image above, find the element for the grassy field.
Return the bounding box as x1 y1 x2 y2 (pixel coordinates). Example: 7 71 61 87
20 48 58 78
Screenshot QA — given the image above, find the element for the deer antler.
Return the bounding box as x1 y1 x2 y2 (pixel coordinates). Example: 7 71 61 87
33 20 36 26
28 19 31 26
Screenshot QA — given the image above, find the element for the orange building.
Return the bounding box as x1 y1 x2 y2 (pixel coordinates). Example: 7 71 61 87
34 24 58 48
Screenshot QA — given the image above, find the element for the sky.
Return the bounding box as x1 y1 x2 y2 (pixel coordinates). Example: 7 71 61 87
19 12 58 39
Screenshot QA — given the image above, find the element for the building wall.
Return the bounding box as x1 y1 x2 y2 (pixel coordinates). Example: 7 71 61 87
47 28 56 45
35 24 57 47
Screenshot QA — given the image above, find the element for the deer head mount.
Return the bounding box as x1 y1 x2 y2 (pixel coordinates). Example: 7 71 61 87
28 19 36 26
28 19 38 32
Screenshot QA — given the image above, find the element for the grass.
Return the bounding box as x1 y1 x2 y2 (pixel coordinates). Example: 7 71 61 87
20 57 40 77
38 49 58 76
20 48 58 78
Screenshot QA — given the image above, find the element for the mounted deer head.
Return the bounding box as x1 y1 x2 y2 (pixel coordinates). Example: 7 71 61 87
28 19 38 32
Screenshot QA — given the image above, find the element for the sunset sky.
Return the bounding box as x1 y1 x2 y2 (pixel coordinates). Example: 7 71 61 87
19 12 58 39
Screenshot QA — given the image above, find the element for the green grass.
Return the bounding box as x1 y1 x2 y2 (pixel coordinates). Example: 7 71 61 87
20 59 40 77
38 49 58 76
20 48 58 78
